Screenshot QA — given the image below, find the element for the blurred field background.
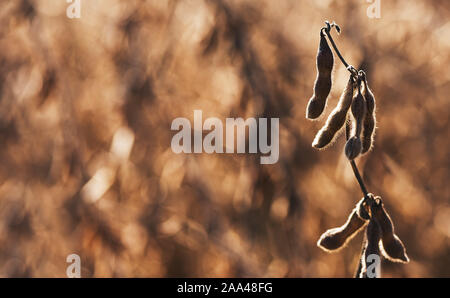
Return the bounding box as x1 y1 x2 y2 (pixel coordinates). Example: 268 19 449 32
0 0 448 277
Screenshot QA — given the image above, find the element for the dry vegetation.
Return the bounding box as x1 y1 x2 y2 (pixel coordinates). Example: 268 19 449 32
0 0 448 277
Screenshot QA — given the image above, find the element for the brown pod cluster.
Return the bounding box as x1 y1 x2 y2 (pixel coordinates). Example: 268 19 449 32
306 23 407 277
360 219 382 278
344 85 366 160
312 76 355 148
361 76 377 154
306 32 334 119
317 208 366 252
369 196 409 263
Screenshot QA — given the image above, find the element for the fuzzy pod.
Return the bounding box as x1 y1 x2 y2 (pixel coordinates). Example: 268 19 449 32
361 78 377 154
344 136 362 160
344 87 366 160
365 218 381 259
317 208 366 252
356 197 371 221
360 219 382 278
369 197 409 263
306 32 334 119
345 113 352 141
312 76 355 149
357 241 368 278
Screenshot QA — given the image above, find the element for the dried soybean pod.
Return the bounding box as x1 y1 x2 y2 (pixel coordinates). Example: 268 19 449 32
356 196 371 221
370 196 409 263
358 240 368 278
355 237 369 278
344 136 361 160
306 30 334 119
312 76 355 149
344 83 366 160
365 219 381 259
345 113 352 141
361 219 382 278
317 208 366 252
361 75 377 153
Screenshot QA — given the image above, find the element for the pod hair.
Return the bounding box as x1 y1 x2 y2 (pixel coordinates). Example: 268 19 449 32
306 31 334 120
369 196 409 263
344 82 366 160
317 208 366 252
361 74 377 154
312 76 355 149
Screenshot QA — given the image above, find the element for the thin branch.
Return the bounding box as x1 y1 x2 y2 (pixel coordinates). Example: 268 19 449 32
350 160 368 197
322 23 359 79
322 27 349 69
322 22 377 278
323 21 370 198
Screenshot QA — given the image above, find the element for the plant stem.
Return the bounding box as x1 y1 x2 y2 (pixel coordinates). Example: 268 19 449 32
322 28 350 69
350 160 368 196
323 22 370 197
323 21 374 278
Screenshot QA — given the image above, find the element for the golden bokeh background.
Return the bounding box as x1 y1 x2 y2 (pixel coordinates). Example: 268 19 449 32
0 0 448 277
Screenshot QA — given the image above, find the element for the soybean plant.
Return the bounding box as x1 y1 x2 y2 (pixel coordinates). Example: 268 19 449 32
306 21 408 278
